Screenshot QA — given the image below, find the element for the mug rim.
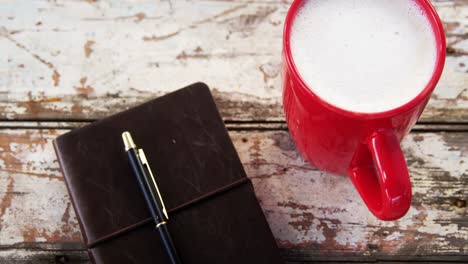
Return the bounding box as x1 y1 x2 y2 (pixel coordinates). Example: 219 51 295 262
283 0 447 120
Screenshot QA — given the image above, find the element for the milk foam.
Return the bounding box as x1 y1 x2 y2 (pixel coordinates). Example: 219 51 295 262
290 0 437 113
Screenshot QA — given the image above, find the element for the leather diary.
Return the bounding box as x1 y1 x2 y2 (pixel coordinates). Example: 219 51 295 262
53 83 283 263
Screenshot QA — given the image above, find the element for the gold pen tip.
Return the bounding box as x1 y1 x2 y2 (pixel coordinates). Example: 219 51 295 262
122 131 136 151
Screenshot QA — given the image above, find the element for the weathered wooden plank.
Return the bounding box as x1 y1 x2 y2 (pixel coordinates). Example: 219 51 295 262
0 0 466 122
1 249 467 264
2 243 465 264
242 131 467 258
0 248 88 264
0 130 82 247
0 250 467 264
0 128 466 262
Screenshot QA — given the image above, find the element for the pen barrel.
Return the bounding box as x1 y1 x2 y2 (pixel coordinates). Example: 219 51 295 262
127 148 182 263
127 149 166 222
157 223 182 264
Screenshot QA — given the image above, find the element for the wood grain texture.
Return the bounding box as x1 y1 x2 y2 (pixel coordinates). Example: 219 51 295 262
0 0 466 262
0 0 467 122
0 128 466 262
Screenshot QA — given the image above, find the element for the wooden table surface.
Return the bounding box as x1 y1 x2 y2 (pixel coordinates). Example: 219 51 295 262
0 0 466 263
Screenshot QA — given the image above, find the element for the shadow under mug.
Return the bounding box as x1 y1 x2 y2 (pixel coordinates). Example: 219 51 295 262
282 0 446 220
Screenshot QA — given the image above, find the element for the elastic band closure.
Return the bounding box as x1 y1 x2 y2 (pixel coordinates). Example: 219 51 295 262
87 177 250 249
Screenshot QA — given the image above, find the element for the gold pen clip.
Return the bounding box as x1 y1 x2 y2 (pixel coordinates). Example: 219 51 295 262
138 149 169 221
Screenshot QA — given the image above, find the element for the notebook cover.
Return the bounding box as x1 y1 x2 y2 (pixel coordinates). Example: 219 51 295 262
53 83 282 263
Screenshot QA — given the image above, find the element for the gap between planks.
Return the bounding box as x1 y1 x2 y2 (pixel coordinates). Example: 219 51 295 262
0 120 467 132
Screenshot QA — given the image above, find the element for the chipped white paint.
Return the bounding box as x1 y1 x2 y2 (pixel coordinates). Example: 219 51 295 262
0 174 68 244
5 131 62 178
233 131 467 253
404 133 467 178
0 0 466 121
0 0 285 98
0 0 466 261
384 231 404 241
428 56 468 114
0 130 81 245
416 209 461 236
8 143 19 152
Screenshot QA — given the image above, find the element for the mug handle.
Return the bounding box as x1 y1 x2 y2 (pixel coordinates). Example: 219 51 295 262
348 130 412 220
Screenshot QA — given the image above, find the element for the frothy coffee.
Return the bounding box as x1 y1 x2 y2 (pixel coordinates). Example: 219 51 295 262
290 0 437 113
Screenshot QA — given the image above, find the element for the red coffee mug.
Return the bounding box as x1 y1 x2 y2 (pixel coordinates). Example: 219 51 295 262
282 0 446 220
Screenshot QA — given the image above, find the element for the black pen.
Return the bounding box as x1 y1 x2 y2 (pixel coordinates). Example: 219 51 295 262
122 131 182 264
